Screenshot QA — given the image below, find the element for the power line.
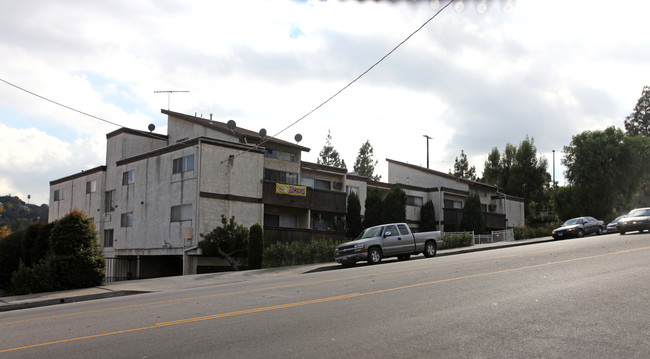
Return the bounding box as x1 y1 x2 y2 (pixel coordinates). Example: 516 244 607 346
268 0 456 141
0 77 124 128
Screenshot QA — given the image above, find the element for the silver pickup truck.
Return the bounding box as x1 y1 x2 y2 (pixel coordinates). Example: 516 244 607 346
334 223 443 265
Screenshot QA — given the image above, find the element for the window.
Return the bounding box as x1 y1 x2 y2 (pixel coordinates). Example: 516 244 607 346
105 190 115 212
301 177 314 187
397 224 410 235
86 180 97 194
384 225 398 236
314 179 331 190
264 168 298 184
407 196 423 207
444 199 463 209
173 154 194 174
121 212 133 227
53 189 64 201
281 152 297 162
264 149 279 159
171 204 192 222
122 170 134 185
104 229 114 247
264 214 297 228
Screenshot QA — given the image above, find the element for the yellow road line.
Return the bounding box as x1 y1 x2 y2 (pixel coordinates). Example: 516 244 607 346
0 246 567 326
2 245 647 353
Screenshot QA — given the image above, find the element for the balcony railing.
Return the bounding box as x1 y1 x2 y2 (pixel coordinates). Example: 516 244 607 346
262 181 346 214
263 227 346 245
443 208 506 231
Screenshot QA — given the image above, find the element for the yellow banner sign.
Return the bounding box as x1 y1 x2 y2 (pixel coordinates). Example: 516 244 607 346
275 183 307 197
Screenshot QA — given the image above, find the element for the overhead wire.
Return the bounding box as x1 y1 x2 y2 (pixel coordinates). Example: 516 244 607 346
1 0 456 158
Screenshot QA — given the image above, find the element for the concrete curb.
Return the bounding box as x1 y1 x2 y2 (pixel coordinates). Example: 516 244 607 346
0 237 554 312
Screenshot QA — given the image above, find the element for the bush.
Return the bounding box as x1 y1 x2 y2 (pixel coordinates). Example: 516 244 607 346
248 223 264 270
263 239 345 268
443 232 474 249
513 223 557 240
0 230 23 289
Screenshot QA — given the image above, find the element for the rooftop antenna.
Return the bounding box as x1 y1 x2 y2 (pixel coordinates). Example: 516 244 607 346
154 90 189 110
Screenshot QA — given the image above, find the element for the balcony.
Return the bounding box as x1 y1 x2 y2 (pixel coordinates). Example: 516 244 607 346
264 227 346 245
262 181 346 214
443 208 506 231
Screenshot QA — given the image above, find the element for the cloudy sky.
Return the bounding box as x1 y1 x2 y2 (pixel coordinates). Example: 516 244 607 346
1 0 649 206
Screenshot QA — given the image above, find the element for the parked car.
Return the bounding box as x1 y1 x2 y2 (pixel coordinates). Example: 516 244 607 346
616 208 650 234
552 216 605 239
334 223 443 265
606 215 627 233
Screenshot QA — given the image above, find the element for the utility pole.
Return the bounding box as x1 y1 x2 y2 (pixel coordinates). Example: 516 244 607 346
423 135 433 169
154 90 189 110
552 149 556 190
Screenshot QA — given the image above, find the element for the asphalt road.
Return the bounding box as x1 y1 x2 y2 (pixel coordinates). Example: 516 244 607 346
1 232 649 358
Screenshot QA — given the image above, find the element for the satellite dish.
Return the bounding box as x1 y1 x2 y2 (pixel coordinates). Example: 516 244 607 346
148 124 155 132
294 134 302 143
227 120 236 130
259 128 267 138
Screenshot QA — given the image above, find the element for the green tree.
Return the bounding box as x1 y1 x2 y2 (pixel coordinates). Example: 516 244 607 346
562 127 650 219
460 192 485 234
44 209 105 291
363 188 384 228
346 191 362 238
624 85 650 137
482 147 502 185
199 215 249 271
317 130 347 169
248 223 264 270
353 140 380 181
451 150 477 180
506 136 551 221
419 200 437 232
382 184 407 223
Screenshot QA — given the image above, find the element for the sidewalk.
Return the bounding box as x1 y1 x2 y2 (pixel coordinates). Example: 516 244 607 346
0 236 554 312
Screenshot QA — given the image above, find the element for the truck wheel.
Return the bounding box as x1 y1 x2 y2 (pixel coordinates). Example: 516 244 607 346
423 241 437 258
397 254 410 261
367 247 382 265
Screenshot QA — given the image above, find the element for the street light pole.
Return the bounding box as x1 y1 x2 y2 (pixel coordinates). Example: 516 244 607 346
423 135 433 169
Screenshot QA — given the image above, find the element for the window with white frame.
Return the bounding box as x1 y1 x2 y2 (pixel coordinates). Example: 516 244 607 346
173 154 194 174
121 212 133 227
86 180 97 194
53 189 64 201
122 170 135 185
171 204 192 222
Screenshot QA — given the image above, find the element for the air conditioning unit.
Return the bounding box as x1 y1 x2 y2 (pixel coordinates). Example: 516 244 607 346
488 204 497 212
333 181 343 190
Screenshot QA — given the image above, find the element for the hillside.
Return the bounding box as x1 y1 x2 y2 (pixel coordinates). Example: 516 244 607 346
0 195 49 228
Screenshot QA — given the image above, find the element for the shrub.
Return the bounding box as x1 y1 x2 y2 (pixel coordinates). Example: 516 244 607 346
443 232 474 249
248 223 264 270
513 223 557 240
0 230 24 289
262 239 345 268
